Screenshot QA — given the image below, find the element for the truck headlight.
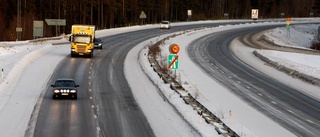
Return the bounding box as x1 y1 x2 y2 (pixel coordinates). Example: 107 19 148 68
70 90 77 93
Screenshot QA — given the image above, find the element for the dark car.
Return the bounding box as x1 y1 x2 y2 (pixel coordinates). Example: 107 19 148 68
51 78 79 99
94 38 103 49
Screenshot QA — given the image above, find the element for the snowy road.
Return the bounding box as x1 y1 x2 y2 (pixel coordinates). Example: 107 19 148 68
0 19 319 137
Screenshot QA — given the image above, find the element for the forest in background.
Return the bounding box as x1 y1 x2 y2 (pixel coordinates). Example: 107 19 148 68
0 0 319 41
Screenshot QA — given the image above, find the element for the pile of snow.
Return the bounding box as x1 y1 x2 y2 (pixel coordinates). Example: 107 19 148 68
262 24 319 48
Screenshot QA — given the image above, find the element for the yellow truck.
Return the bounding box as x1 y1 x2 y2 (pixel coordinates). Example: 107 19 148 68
70 25 95 58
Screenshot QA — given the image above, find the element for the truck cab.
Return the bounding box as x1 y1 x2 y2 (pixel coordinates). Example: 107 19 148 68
70 25 95 58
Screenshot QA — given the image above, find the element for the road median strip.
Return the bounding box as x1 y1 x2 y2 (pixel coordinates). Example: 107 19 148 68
146 31 240 137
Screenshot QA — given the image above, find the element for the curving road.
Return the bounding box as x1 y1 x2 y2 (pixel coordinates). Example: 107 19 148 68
28 22 249 137
188 25 320 137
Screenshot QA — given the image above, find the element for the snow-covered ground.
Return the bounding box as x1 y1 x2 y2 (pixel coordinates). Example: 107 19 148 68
0 19 319 137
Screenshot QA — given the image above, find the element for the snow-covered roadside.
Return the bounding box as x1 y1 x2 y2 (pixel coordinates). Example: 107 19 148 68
0 19 319 137
0 39 70 136
125 34 210 137
233 24 320 101
262 24 319 48
127 22 299 137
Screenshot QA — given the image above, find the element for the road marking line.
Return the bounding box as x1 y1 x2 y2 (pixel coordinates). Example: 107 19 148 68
287 109 294 113
271 101 277 104
306 119 314 124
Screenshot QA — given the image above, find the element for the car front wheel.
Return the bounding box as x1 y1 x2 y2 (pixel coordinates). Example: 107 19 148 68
52 95 58 99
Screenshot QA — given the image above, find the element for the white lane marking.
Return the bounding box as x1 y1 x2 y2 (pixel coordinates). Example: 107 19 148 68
94 115 97 119
92 105 95 109
90 96 93 100
271 101 277 105
258 93 263 96
287 109 294 114
306 119 314 124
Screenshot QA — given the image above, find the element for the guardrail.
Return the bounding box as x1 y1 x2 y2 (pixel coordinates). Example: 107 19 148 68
253 50 320 85
28 35 66 43
147 33 240 137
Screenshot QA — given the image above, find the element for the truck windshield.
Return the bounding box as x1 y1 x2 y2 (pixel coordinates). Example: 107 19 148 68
73 36 91 44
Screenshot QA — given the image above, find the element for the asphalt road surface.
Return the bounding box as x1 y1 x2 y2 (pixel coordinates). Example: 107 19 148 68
188 25 320 137
29 22 247 137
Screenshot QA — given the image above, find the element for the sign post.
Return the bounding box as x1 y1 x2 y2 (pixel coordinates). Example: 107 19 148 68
33 21 44 38
167 44 180 70
187 10 192 21
251 9 259 20
286 17 291 39
45 19 66 36
168 54 179 70
139 11 147 25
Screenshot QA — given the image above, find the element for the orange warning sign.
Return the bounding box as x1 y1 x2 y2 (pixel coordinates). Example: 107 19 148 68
169 44 180 54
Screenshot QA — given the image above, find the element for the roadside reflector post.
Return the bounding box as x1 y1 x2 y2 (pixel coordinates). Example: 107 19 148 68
200 110 203 124
1 68 3 78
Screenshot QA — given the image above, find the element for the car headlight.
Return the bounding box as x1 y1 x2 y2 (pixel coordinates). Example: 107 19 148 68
99 44 102 46
70 90 77 93
54 90 60 93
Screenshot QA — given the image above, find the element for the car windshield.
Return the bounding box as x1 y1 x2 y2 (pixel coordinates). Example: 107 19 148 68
95 38 101 42
161 21 169 24
55 81 75 87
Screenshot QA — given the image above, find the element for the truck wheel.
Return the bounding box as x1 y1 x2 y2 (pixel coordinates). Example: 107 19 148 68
88 52 93 58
